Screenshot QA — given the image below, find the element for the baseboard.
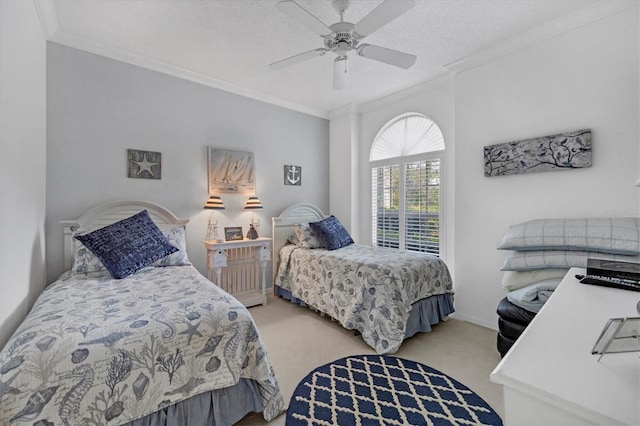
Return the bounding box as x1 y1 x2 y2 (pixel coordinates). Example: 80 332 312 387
450 312 498 331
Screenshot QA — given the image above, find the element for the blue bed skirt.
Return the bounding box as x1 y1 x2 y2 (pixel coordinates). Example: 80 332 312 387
122 378 263 426
274 285 455 339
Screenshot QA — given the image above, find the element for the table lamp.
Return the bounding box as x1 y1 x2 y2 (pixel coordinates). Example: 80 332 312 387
244 196 263 239
204 196 225 241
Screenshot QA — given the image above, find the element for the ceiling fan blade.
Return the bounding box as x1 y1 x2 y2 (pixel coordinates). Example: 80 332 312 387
354 0 415 38
269 48 328 70
333 56 347 90
357 44 416 69
276 0 333 37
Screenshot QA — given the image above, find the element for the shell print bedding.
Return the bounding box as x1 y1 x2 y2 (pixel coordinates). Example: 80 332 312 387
275 244 454 354
0 265 284 425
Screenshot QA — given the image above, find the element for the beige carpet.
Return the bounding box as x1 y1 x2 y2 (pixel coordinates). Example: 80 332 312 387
237 295 504 425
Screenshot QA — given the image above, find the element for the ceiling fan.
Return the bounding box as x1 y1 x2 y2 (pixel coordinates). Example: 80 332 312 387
270 0 417 90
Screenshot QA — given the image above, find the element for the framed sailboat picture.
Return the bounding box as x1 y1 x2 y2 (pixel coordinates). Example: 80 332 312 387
208 147 255 194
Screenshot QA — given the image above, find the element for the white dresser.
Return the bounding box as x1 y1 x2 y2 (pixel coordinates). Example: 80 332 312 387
490 267 639 425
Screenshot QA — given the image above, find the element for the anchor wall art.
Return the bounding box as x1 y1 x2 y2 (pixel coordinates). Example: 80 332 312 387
284 165 302 186
484 129 592 177
208 147 255 194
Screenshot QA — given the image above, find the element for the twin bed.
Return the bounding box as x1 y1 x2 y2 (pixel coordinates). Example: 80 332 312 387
0 201 284 426
271 203 455 355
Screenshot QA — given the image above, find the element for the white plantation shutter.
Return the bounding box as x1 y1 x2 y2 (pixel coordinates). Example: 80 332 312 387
370 114 444 161
404 159 440 255
370 113 444 256
372 165 400 249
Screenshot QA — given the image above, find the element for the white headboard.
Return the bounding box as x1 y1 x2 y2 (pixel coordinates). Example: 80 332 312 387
271 202 327 283
60 200 189 271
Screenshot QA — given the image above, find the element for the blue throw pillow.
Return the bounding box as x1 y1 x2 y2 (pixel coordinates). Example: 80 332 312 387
75 210 178 279
309 215 354 250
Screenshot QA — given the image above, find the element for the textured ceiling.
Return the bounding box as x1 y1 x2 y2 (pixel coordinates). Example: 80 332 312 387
50 0 607 116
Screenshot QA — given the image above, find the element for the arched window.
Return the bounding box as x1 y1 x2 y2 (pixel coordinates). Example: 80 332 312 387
370 113 444 255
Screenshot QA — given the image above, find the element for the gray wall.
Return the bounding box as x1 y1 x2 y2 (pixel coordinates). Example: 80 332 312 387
0 1 48 348
46 43 329 282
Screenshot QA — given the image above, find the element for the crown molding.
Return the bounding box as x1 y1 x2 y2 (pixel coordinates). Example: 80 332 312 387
445 0 639 74
358 73 453 115
47 30 329 120
329 104 360 120
34 0 58 39
328 73 453 119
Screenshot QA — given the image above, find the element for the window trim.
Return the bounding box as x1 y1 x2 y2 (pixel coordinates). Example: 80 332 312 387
369 113 445 256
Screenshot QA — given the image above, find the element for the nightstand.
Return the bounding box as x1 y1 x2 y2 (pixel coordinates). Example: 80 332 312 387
203 238 271 307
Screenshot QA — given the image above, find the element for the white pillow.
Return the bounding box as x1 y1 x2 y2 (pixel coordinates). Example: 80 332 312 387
501 269 569 291
293 223 324 249
152 226 191 267
497 218 640 255
501 250 640 272
71 238 110 279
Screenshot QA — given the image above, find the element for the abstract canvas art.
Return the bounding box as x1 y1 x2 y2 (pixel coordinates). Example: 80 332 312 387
128 149 161 179
208 147 255 194
484 129 592 177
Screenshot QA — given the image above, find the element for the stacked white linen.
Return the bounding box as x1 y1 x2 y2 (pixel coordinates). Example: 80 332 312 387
498 218 640 312
505 277 562 313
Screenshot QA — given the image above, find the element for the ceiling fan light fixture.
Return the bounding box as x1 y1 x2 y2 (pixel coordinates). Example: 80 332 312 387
333 56 347 90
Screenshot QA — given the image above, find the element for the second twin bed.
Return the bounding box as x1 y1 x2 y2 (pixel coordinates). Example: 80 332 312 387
271 203 455 355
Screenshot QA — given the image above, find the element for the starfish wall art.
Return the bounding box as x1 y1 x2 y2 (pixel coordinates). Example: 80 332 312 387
128 149 161 179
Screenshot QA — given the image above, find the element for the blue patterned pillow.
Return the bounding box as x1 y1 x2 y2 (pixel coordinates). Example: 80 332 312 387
309 215 354 250
75 210 178 279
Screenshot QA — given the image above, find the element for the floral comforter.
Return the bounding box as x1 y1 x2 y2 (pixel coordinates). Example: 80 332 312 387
0 266 284 425
275 244 454 354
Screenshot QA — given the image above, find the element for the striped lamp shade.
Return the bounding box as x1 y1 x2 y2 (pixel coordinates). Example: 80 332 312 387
244 196 263 210
204 196 225 210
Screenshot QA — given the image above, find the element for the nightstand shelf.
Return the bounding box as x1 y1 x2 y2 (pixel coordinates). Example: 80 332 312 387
203 237 271 307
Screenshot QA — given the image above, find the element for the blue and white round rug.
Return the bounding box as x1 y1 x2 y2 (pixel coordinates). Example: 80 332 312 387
286 355 502 426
